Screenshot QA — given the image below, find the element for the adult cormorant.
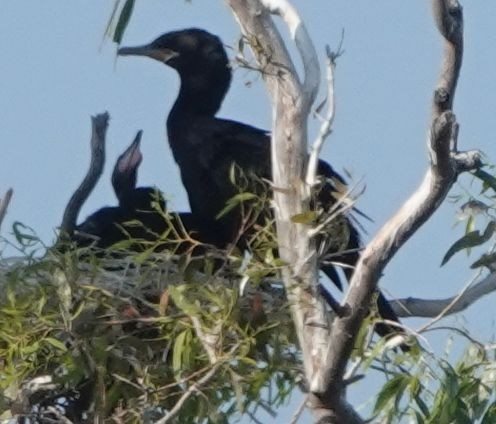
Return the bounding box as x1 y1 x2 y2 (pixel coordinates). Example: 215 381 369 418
118 29 402 338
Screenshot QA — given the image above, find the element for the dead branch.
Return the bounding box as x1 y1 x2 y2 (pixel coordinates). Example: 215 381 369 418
59 112 109 237
0 188 13 232
392 270 496 318
306 43 342 187
318 0 478 415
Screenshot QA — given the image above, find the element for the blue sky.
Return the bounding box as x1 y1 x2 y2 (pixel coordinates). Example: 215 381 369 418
1 0 496 420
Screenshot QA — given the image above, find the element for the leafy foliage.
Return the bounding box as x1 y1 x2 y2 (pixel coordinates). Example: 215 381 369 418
5 218 496 423
0 226 301 423
443 169 496 267
371 343 496 423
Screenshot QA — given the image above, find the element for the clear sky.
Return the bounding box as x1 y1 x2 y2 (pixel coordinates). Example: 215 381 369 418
1 1 496 421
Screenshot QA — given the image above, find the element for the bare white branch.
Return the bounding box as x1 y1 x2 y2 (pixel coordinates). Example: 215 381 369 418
392 270 496 318
316 0 471 412
226 0 328 384
306 43 342 187
259 0 320 105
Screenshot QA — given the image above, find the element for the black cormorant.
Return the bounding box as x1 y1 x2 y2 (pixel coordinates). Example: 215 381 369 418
118 29 402 338
74 131 201 252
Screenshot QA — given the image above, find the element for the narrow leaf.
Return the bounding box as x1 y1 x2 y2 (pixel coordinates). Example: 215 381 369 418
290 211 317 224
474 169 496 194
44 337 68 352
482 403 496 424
374 374 409 413
172 330 187 376
441 221 496 266
216 192 257 219
103 0 121 40
113 0 134 44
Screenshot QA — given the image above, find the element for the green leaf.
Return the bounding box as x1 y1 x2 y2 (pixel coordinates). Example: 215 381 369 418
474 169 496 194
482 403 496 424
414 391 430 419
169 285 201 316
216 192 257 219
465 215 475 235
113 0 134 44
374 374 409 413
12 221 39 247
44 337 67 352
290 211 317 224
441 221 496 266
172 329 192 377
23 341 40 355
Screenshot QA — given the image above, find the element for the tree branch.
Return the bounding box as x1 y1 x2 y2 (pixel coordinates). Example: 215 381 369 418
392 270 496 318
258 0 319 105
226 1 350 421
226 0 330 382
155 343 240 424
191 316 222 364
289 396 307 424
155 362 223 424
306 45 340 187
318 1 472 411
0 188 13 232
59 112 109 238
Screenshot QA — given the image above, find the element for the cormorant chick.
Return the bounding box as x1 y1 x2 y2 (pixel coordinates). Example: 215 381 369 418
74 131 200 252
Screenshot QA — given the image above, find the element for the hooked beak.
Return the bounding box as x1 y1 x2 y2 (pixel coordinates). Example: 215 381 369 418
118 45 179 63
118 130 143 174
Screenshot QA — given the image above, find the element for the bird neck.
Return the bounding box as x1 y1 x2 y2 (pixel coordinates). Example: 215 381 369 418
171 66 231 117
112 173 137 206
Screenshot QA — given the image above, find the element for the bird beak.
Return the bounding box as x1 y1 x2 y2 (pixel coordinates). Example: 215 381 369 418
118 130 143 174
118 45 179 63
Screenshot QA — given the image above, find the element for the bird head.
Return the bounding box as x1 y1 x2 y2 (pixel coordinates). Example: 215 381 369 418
112 130 143 203
118 28 229 76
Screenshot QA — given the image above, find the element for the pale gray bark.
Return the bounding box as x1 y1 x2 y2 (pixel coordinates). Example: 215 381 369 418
392 270 496 318
226 0 481 423
226 0 330 390
319 0 477 418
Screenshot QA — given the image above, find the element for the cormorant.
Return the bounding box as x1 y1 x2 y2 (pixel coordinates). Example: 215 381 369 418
74 131 201 252
118 29 402 339
118 30 352 275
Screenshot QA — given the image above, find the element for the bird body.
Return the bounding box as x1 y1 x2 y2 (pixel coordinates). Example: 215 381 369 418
73 131 201 252
118 28 403 340
119 29 355 282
